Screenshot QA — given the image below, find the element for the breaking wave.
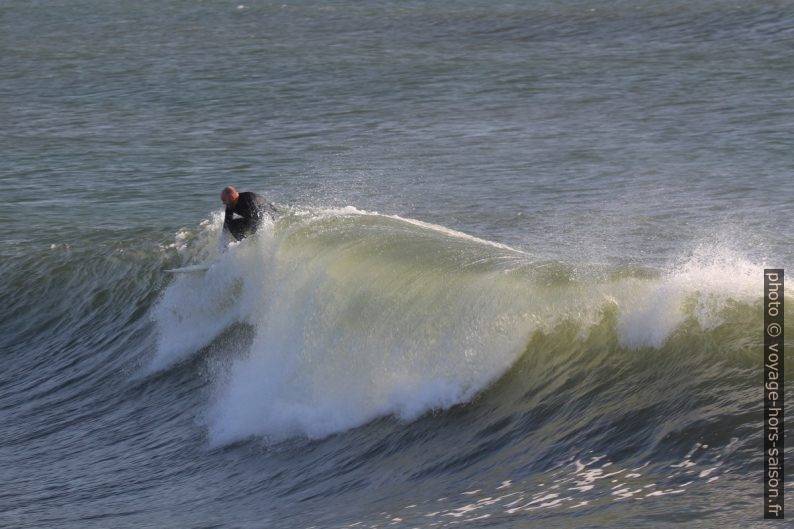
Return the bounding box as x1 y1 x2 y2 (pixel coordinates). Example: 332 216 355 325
149 207 780 448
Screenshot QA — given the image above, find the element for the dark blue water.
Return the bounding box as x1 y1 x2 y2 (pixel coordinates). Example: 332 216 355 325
1 1 792 527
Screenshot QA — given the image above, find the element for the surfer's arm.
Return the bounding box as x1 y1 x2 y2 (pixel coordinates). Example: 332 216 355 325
223 208 248 241
223 207 234 232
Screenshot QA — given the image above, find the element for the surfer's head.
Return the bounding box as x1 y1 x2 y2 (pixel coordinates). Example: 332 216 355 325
221 186 239 207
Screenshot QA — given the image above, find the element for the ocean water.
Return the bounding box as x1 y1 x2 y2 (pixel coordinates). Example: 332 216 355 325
1 1 792 527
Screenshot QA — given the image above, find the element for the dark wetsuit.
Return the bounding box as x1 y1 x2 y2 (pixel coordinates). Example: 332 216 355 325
224 191 277 241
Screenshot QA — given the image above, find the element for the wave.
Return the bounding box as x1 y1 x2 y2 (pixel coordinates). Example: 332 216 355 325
148 206 784 447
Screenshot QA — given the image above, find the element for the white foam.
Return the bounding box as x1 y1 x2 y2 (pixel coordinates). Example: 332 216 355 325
148 213 272 373
613 242 767 348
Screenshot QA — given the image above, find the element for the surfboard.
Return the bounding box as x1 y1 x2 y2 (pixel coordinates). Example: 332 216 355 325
164 262 213 274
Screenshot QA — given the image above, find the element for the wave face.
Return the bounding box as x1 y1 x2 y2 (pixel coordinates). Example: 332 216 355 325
1 205 789 529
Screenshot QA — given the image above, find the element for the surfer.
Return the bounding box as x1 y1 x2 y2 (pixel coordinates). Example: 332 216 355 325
221 186 277 241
